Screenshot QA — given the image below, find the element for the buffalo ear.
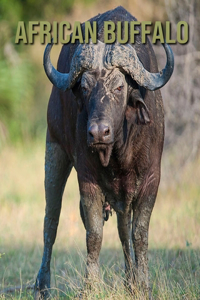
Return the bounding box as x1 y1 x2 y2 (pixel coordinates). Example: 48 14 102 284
128 89 150 125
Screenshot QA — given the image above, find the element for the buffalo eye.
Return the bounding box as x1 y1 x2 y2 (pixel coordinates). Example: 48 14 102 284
115 85 124 93
81 86 88 96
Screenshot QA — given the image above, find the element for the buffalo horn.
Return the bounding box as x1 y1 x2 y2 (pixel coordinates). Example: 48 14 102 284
43 40 96 91
107 42 174 91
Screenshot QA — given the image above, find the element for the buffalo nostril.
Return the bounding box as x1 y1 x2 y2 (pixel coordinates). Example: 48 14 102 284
89 131 94 138
99 124 110 137
104 128 110 136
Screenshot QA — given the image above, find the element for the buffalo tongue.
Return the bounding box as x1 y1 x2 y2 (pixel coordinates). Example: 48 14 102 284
98 146 112 167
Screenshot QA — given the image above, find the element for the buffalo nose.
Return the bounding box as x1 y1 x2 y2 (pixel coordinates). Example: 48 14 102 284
88 123 111 143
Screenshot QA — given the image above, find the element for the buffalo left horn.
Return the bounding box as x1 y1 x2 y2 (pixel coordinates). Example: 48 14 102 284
106 42 174 91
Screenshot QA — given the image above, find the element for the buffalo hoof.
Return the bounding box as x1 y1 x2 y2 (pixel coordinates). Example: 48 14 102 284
124 279 152 300
34 289 50 300
34 268 50 300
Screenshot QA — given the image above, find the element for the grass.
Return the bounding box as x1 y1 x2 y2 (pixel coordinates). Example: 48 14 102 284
0 142 200 299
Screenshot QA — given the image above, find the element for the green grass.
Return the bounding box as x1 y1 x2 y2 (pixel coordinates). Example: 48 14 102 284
0 143 200 299
1 248 199 299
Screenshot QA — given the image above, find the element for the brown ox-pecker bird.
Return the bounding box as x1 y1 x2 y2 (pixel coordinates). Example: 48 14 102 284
34 6 174 300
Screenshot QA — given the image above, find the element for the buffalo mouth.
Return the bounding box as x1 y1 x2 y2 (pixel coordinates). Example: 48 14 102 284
90 143 113 167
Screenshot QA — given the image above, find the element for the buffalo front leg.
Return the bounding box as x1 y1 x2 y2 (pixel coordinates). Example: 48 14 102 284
79 184 104 288
132 181 159 298
117 209 135 291
34 142 72 300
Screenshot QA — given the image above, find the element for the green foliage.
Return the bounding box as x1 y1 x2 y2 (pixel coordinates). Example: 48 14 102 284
0 0 75 30
0 56 34 143
0 0 22 29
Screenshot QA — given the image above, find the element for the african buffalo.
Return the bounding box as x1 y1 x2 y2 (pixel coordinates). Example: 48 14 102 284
34 6 174 299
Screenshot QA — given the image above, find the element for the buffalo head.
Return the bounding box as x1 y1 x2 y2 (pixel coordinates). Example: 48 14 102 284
43 40 174 166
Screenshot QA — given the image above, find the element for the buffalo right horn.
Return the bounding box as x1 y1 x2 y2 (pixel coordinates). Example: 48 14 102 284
43 40 97 91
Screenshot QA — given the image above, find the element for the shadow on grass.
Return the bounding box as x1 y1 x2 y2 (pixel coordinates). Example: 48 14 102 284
0 245 200 299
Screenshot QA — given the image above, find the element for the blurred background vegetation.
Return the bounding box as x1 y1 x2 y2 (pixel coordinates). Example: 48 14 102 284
0 0 200 171
0 0 200 298
0 0 199 171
